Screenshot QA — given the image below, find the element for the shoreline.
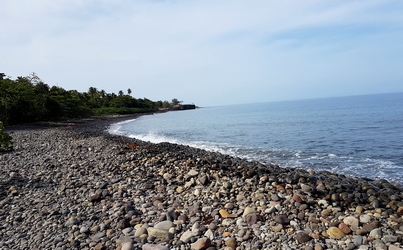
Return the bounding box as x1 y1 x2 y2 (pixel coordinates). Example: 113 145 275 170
1 117 403 249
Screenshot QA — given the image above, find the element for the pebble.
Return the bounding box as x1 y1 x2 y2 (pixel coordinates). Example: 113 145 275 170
147 227 171 240
296 232 311 243
190 237 211 250
1 120 402 250
327 227 346 239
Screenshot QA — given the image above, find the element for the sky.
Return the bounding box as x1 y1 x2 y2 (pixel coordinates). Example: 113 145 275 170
1 0 403 107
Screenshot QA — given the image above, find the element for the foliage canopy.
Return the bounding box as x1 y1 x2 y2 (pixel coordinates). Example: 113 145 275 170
0 72 183 126
0 121 13 152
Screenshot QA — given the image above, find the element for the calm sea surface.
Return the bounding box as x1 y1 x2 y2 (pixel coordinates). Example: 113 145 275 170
109 93 403 184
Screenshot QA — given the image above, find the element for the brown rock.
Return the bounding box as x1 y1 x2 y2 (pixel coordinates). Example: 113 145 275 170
327 227 345 239
338 223 351 234
147 227 171 241
293 194 303 203
88 193 102 202
219 209 230 218
142 244 169 250
245 213 258 225
191 237 211 250
343 216 359 227
274 215 290 225
117 219 130 229
295 232 311 243
226 238 237 249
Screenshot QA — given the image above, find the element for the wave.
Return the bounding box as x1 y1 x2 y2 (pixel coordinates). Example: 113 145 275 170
108 117 403 184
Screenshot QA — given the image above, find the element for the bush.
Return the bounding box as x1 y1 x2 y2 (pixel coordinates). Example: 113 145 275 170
0 121 13 152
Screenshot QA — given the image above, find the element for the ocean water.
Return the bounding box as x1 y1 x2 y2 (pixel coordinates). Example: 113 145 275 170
109 93 403 184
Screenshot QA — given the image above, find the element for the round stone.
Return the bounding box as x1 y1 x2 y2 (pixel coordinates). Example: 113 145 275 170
327 227 345 239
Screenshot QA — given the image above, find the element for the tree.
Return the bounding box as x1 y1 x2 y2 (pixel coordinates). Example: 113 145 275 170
127 88 132 96
118 90 124 96
0 121 13 152
88 87 98 98
171 98 181 106
26 72 43 85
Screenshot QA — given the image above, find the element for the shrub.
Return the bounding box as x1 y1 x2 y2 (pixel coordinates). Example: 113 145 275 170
0 121 13 152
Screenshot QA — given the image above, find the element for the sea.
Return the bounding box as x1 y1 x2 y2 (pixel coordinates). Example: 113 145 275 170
109 92 403 184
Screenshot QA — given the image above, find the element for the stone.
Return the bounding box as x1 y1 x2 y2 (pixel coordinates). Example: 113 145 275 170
204 229 214 240
338 223 351 234
191 237 211 250
122 240 134 250
226 238 237 249
88 193 102 202
117 219 130 229
245 213 258 225
300 183 313 192
327 227 345 239
80 227 90 234
274 215 290 225
359 214 371 224
352 235 363 246
224 203 234 209
222 231 231 237
219 209 230 218
176 186 184 193
271 224 283 232
314 245 323 250
293 194 303 203
147 227 171 240
142 244 169 250
135 227 148 237
295 232 311 243
382 235 398 243
122 227 133 235
154 221 174 231
65 217 79 227
389 246 403 250
180 230 193 243
369 228 382 238
343 216 359 227
188 170 199 177
91 232 106 241
242 207 255 218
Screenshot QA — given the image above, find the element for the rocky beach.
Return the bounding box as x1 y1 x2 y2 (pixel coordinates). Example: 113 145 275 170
1 116 403 250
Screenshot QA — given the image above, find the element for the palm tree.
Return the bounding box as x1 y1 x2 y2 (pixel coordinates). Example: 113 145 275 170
88 87 98 98
127 88 132 96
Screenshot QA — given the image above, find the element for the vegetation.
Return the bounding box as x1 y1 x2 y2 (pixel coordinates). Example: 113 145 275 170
0 121 13 152
0 72 185 126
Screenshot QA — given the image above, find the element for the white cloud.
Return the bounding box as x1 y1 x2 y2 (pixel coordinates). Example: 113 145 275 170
1 0 403 105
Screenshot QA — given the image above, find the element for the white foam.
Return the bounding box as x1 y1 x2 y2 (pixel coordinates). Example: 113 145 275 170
128 132 180 144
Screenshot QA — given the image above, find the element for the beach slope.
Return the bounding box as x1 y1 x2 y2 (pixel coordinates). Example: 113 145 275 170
1 118 403 249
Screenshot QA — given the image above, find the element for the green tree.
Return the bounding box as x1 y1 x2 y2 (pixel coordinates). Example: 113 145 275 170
171 98 181 106
0 121 13 152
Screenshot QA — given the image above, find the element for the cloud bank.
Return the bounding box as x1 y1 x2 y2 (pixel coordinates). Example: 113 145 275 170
1 0 403 106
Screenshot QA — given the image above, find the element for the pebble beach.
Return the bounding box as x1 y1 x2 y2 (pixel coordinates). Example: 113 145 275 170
1 116 403 250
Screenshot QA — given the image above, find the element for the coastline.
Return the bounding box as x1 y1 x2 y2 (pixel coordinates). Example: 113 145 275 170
1 117 403 249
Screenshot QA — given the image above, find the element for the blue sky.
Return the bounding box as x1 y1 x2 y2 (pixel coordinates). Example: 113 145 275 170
1 0 402 106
